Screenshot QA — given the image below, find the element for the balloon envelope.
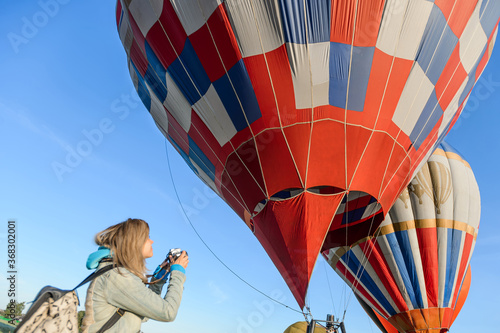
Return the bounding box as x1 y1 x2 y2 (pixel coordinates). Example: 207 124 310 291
356 266 470 333
324 142 480 332
283 321 326 333
356 294 400 333
116 0 498 307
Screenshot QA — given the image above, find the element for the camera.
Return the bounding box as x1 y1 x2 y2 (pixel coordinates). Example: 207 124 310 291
167 248 186 262
151 248 187 282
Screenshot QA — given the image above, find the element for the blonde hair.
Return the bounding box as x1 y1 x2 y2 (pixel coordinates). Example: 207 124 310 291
95 218 149 283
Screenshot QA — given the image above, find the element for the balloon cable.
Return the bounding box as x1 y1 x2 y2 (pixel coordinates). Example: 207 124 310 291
322 260 337 318
341 212 380 322
163 139 303 315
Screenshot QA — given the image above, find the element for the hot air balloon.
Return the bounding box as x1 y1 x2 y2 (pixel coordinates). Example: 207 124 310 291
355 267 470 333
115 0 498 307
323 142 480 332
284 321 326 333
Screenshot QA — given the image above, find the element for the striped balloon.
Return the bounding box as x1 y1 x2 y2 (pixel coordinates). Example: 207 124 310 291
323 142 480 333
116 0 498 307
355 267 470 333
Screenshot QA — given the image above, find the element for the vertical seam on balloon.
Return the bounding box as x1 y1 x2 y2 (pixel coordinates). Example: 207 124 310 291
301 0 316 310
245 0 306 190
129 0 253 214
341 0 361 316
428 163 441 309
436 223 444 326
303 0 315 191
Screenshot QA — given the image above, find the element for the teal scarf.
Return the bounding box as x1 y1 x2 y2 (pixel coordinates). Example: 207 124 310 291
86 246 111 269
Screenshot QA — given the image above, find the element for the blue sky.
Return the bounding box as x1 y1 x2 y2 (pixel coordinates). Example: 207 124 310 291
0 1 499 332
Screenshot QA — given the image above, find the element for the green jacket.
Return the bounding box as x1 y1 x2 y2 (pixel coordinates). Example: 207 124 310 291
81 262 185 333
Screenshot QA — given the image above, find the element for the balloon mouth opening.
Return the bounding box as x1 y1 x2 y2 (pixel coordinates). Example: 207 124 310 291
252 186 345 216
321 190 385 249
250 188 384 247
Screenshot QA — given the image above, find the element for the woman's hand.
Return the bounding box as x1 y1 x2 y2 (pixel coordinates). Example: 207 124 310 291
172 251 189 269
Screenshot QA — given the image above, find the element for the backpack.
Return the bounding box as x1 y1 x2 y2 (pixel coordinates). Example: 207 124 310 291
14 265 125 333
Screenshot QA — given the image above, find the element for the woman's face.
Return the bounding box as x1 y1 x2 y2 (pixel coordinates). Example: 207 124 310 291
142 236 154 259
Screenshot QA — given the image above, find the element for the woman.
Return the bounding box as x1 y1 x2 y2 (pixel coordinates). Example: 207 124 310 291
81 218 188 333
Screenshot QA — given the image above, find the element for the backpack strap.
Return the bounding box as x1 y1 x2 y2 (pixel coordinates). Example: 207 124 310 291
73 264 115 290
96 308 126 333
74 265 128 332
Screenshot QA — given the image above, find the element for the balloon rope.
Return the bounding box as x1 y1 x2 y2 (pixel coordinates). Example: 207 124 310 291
322 260 338 318
341 211 380 321
163 139 304 315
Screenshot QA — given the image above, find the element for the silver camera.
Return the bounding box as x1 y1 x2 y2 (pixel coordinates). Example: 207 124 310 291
167 248 186 262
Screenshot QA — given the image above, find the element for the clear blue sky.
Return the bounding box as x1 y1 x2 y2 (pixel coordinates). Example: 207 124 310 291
0 2 499 332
